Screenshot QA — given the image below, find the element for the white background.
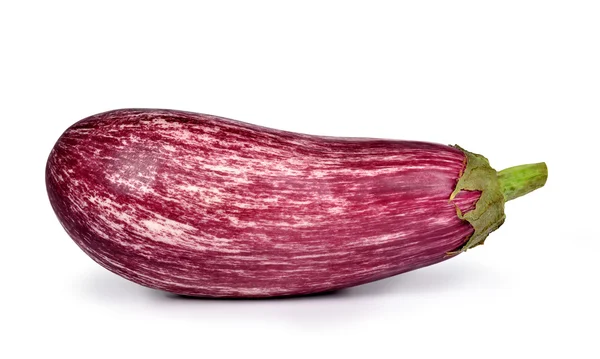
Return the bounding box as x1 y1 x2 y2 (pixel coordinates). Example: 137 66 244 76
1 1 598 358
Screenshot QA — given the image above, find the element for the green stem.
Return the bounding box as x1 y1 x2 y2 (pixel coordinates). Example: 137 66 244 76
497 162 548 202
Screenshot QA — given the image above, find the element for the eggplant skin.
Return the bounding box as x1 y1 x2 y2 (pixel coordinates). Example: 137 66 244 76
46 109 480 297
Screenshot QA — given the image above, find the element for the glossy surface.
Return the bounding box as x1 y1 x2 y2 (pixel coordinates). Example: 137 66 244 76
46 109 480 297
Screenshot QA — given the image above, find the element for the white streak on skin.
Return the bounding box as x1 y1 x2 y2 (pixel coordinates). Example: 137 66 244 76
141 216 196 243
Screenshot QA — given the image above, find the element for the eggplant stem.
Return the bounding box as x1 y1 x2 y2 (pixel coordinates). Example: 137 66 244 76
497 162 548 202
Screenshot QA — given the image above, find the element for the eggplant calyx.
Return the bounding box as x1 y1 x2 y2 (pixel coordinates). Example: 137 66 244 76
448 146 506 253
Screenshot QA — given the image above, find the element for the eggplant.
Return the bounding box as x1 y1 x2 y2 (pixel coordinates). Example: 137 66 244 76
46 109 547 297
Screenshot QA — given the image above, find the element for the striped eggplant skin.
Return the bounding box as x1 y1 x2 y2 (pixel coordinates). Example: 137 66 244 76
46 109 482 297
